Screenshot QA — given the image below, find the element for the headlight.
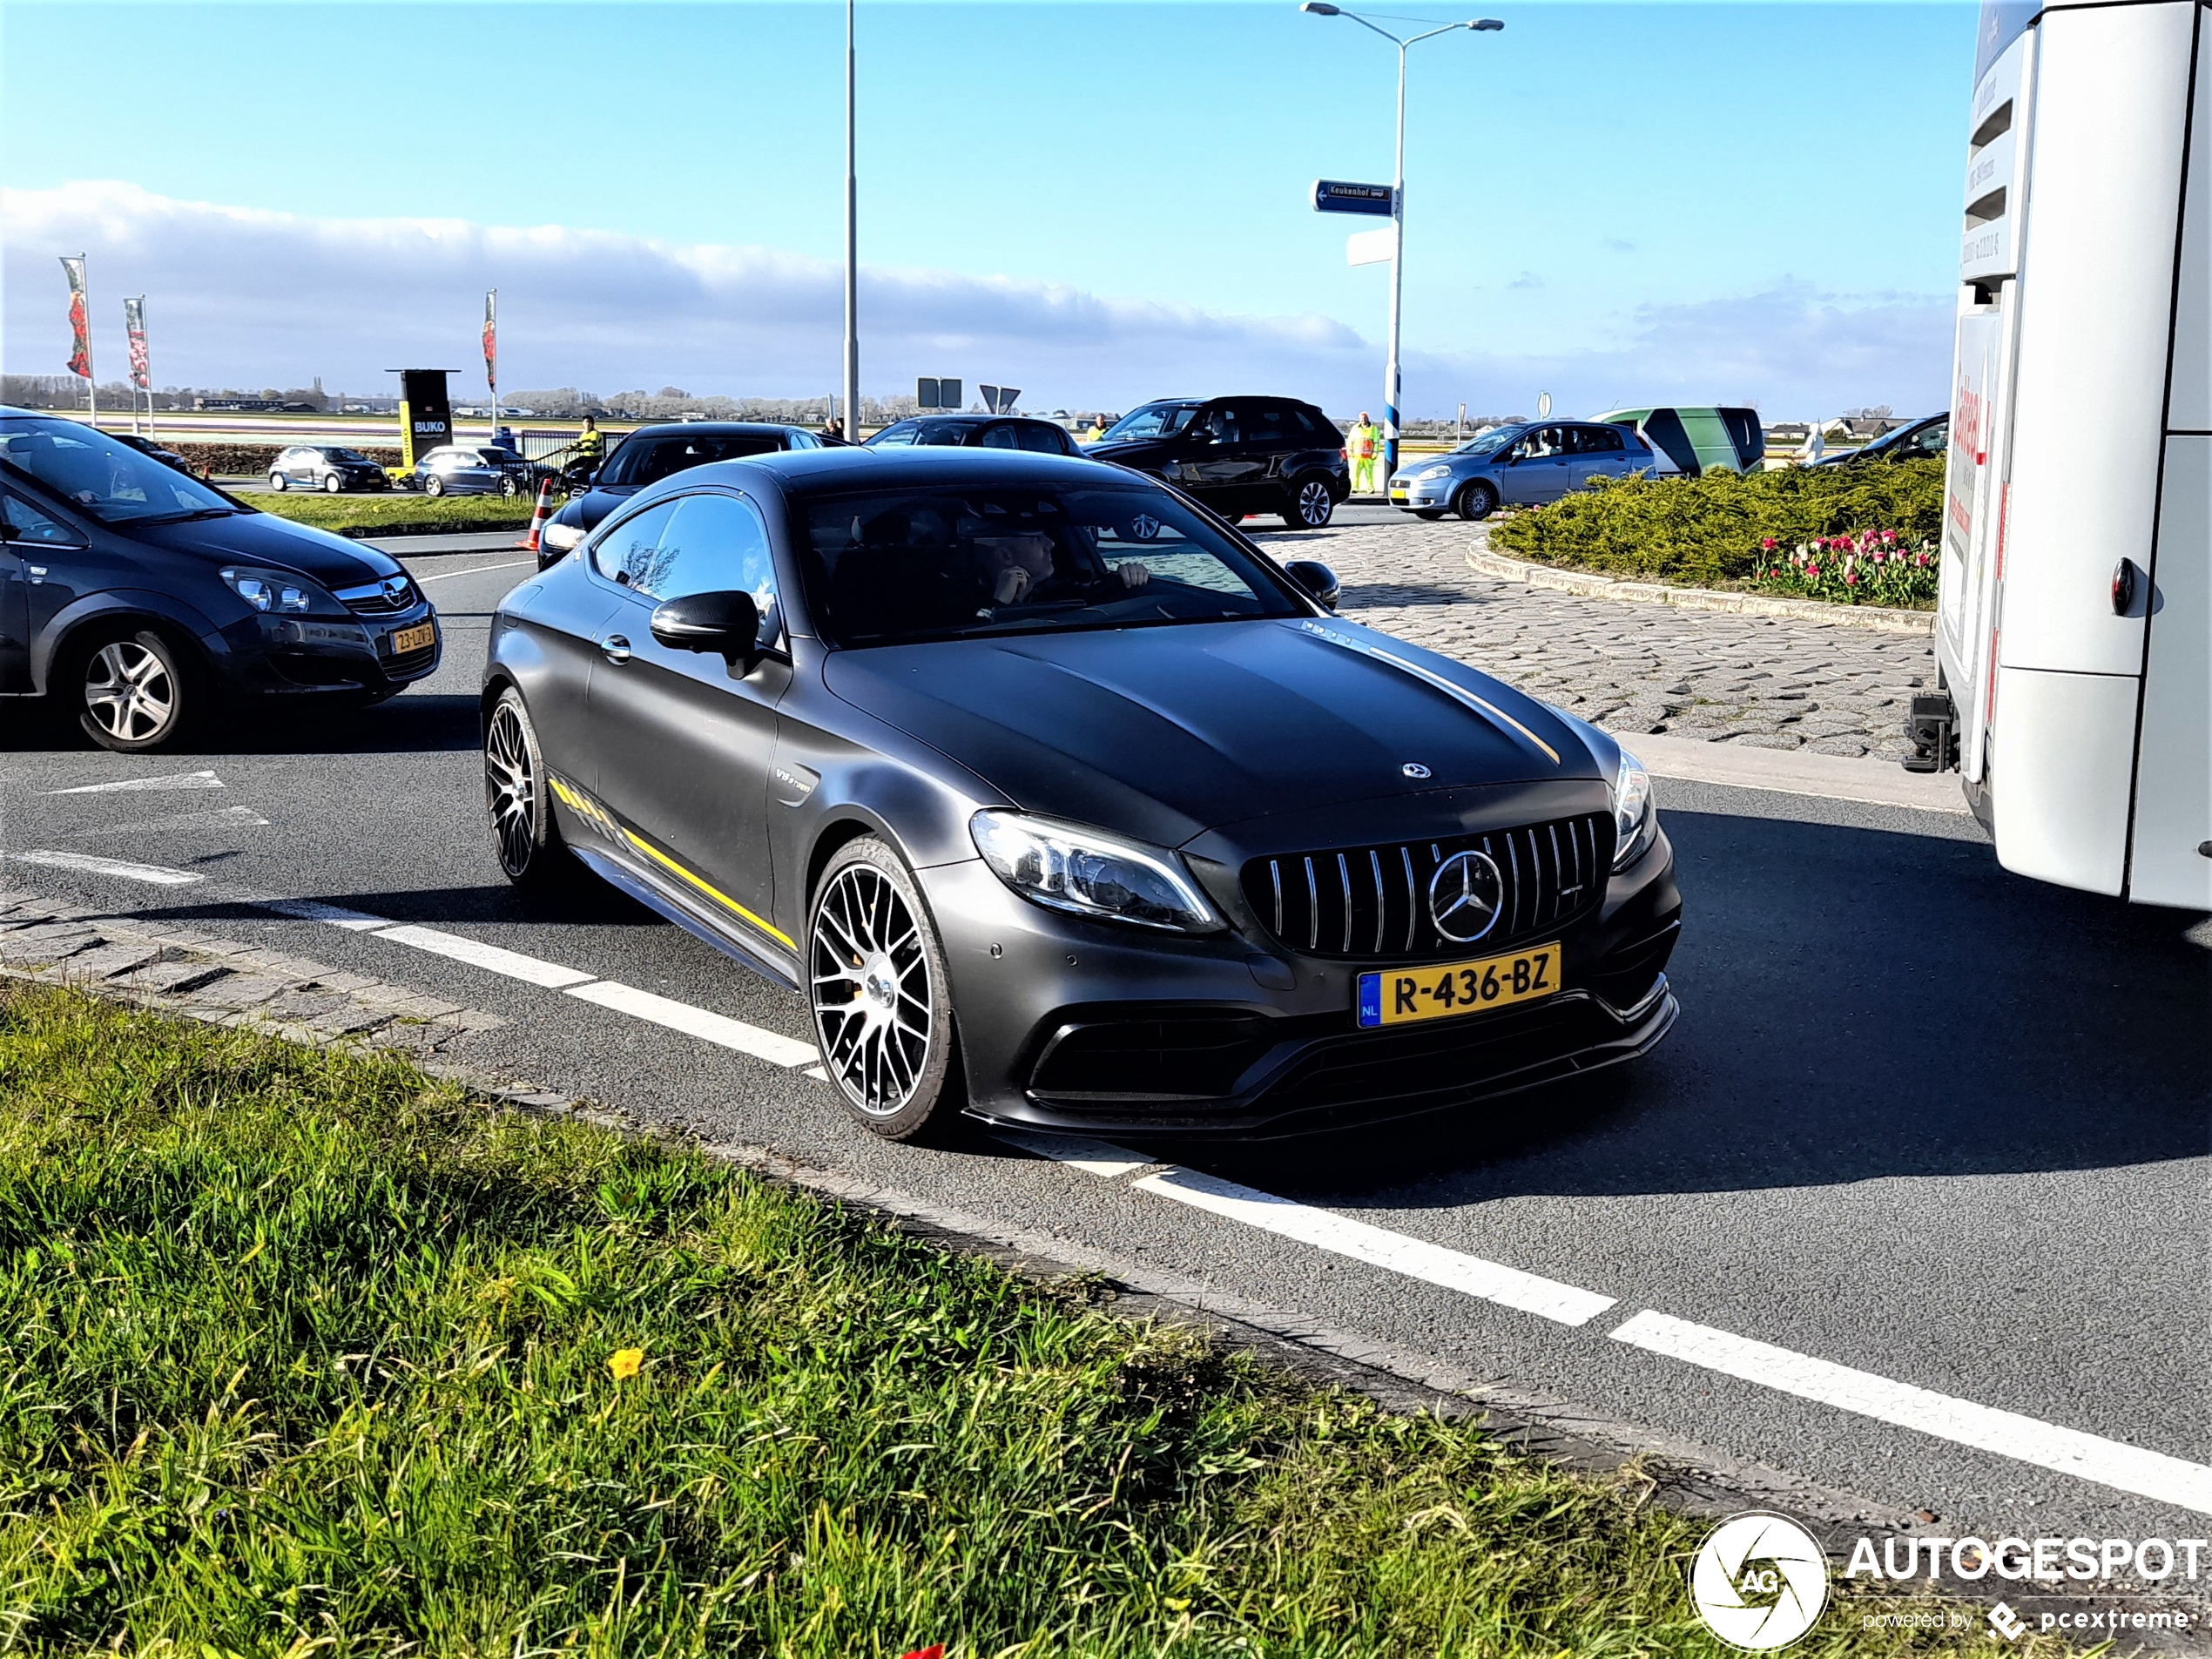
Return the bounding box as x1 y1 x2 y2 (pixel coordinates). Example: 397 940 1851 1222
221 566 333 615
971 810 1223 933
543 523 583 552
1416 463 1452 481
1610 747 1656 871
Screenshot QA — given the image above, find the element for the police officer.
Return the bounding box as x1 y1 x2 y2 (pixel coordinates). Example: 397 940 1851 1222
1347 411 1380 496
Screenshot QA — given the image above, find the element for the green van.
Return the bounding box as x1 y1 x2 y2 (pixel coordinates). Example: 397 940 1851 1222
1595 407 1764 476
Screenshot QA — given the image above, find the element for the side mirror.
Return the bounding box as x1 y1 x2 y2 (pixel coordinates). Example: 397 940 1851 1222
0 521 17 543
650 589 763 676
1285 559 1340 610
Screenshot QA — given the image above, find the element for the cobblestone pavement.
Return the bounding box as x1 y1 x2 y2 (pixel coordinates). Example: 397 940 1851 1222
1248 519 1933 759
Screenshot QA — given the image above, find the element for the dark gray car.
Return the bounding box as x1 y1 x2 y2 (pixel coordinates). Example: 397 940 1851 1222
411 444 540 498
1388 421 1657 521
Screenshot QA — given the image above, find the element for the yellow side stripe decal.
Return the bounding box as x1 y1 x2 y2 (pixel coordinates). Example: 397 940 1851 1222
622 829 796 949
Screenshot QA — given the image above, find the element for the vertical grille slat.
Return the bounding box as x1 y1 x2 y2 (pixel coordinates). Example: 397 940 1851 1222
1241 812 1609 961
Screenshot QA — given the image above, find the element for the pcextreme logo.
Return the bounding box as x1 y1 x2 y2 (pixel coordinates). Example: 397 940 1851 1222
1689 1513 1831 1650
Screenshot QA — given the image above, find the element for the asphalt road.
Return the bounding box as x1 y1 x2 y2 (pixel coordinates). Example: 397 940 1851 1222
3 543 2206 1570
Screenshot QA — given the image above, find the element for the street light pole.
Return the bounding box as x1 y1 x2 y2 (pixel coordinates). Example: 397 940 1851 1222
841 0 860 443
1300 6 1501 482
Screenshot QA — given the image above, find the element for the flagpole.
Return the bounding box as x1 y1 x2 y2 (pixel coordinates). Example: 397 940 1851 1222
82 256 97 429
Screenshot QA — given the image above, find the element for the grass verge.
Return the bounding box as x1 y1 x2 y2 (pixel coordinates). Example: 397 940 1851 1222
251 494 538 537
0 984 2047 1656
1489 460 1944 607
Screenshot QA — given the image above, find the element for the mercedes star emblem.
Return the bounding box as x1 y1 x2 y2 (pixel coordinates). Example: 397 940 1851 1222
1401 762 1432 779
1427 849 1505 944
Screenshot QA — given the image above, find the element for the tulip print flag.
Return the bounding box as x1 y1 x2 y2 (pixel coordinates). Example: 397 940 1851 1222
482 289 497 395
125 296 150 390
60 256 91 381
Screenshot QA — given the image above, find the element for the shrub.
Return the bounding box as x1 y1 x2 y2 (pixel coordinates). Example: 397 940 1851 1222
1490 458 1944 587
163 440 402 476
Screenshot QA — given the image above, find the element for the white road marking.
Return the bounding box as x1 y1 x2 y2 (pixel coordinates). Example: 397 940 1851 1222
368 923 596 989
71 804 268 838
566 980 817 1067
263 897 391 930
803 1065 829 1082
7 850 203 886
43 769 223 795
1610 1310 2212 1516
416 559 535 582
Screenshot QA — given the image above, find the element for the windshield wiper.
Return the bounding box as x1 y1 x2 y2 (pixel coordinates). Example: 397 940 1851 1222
132 506 238 524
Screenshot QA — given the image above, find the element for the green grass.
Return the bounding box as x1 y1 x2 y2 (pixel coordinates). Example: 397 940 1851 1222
1490 460 1945 594
0 986 2048 1657
252 494 538 537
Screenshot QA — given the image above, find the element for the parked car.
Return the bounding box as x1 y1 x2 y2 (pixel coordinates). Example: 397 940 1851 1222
111 431 198 475
1593 407 1764 477
865 415 1080 455
1085 397 1351 528
486 446 1679 1142
408 444 543 498
268 444 389 494
1811 411 1949 467
1387 421 1660 521
536 422 822 567
0 409 440 752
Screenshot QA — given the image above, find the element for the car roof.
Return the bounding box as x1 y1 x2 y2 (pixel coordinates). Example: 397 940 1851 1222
894 413 1057 425
674 444 1123 499
617 421 800 440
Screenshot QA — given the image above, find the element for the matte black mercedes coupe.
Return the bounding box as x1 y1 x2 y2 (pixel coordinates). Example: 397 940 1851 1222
482 446 1680 1141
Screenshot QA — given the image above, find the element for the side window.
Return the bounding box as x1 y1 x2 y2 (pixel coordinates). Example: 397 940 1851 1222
1908 421 1947 457
977 423 1021 450
1196 405 1240 444
654 493 782 649
1015 423 1069 454
591 499 681 594
1288 406 1328 439
1244 404 1297 449
870 422 914 447
1 493 85 546
1571 426 1625 454
1527 427 1566 457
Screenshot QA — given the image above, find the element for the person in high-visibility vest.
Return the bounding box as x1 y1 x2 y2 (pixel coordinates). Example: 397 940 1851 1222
1347 412 1381 495
1083 415 1111 443
573 415 604 462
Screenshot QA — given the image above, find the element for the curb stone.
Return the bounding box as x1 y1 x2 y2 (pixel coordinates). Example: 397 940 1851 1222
3 885 2202 1642
1467 541 1936 637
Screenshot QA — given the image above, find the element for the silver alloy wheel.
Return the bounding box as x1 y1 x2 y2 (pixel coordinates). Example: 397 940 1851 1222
812 863 934 1116
83 640 175 745
484 699 537 877
324 472 343 493
1456 480 1497 522
1297 478 1333 526
425 475 445 497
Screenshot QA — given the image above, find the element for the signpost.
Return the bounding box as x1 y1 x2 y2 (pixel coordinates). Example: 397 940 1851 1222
1312 179 1396 216
389 369 456 475
916 377 964 412
980 384 1022 415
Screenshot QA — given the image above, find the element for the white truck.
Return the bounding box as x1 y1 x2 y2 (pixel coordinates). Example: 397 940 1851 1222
1915 0 2209 908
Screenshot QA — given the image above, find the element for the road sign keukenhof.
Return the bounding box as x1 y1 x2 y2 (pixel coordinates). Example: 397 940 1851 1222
1312 179 1396 217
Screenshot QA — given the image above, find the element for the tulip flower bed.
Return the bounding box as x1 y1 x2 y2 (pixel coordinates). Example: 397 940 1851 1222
0 984 2032 1657
1491 458 1943 608
1752 530 1941 609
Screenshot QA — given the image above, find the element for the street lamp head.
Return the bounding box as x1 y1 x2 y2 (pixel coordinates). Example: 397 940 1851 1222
1300 3 1342 14
1468 17 1504 29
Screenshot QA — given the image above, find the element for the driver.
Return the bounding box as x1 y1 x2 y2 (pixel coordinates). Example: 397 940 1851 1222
968 524 1149 611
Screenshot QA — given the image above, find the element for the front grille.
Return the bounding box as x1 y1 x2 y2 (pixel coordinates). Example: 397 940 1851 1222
1240 812 1612 961
335 577 418 616
382 642 437 678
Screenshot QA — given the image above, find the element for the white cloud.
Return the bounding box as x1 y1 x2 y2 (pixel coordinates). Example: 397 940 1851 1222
2 181 1950 420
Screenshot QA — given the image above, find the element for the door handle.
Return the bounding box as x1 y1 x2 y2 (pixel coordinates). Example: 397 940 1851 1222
601 633 631 664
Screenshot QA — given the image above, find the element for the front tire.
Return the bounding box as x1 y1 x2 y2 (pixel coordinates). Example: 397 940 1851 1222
323 472 344 494
484 688 576 889
1454 480 1498 522
809 837 958 1141
268 472 288 492
1284 475 1336 529
499 475 519 499
424 475 447 498
78 631 191 752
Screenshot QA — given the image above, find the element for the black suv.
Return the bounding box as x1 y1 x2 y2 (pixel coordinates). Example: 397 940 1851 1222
1086 397 1350 528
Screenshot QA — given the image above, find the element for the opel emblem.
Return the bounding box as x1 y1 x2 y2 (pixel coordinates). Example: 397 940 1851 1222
1427 850 1504 944
1401 762 1431 779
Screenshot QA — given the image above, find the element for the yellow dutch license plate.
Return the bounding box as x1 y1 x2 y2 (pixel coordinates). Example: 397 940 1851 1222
1357 942 1561 1028
388 620 436 655
1388 489 1409 502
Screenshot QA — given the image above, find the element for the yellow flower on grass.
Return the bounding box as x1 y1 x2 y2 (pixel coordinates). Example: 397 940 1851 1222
608 1347 644 1380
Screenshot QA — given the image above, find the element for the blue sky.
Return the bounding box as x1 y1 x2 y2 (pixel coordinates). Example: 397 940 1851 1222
2 3 1979 419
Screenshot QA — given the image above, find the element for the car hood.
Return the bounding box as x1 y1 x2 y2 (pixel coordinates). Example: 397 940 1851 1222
134 509 401 585
573 484 640 531
822 616 1601 847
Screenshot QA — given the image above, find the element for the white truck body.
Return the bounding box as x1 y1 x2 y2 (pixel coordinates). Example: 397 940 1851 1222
1937 0 2211 907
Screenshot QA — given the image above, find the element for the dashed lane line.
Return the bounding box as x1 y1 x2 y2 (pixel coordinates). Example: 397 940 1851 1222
42 769 224 795
370 923 597 990
7 850 205 886
568 978 819 1068
1609 1311 2212 1517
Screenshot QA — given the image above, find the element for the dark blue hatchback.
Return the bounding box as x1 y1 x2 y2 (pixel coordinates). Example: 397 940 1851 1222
0 409 441 751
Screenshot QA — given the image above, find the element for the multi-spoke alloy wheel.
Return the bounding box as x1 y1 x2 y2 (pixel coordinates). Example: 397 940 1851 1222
80 633 185 752
483 689 573 888
810 839 955 1138
1288 476 1335 528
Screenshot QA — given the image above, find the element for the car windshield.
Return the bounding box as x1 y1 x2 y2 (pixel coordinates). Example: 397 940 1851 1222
0 417 236 524
1454 425 1527 456
797 482 1305 647
1098 403 1199 442
601 433 781 487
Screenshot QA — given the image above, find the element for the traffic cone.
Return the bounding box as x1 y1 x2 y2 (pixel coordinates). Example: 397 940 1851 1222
516 476 555 552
